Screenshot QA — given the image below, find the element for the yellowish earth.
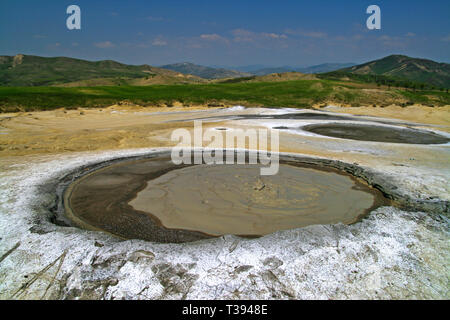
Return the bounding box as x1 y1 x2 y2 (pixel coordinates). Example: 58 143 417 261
316 104 450 129
0 104 449 166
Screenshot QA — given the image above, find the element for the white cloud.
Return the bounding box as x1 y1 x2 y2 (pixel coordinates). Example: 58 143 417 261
199 34 229 45
200 34 222 41
94 41 115 48
231 29 288 42
152 38 168 46
232 29 255 42
261 32 287 39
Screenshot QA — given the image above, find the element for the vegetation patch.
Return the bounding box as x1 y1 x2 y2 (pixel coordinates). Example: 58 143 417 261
0 79 448 112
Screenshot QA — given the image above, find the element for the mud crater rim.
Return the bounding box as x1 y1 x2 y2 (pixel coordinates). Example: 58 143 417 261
56 151 393 243
48 150 449 244
300 122 450 144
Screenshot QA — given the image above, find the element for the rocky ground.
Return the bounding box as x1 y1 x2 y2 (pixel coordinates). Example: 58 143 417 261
0 105 449 299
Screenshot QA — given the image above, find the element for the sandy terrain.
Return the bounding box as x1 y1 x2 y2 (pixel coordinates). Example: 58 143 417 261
0 105 214 156
319 104 450 129
1 103 449 157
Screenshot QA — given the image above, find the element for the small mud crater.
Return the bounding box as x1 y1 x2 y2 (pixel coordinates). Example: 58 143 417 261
177 112 413 126
60 152 389 243
302 123 449 144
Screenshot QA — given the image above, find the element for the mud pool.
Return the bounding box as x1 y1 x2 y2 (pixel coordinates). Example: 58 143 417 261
64 156 387 242
301 123 450 144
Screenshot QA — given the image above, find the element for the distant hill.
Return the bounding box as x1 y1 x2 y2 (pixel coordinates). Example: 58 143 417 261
160 62 251 79
0 54 204 86
247 63 355 76
339 55 450 88
297 63 355 74
2 54 449 89
216 63 355 75
217 72 317 84
251 67 296 76
209 64 269 73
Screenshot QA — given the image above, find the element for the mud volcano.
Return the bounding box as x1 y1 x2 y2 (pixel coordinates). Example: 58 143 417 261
63 154 388 243
302 123 449 144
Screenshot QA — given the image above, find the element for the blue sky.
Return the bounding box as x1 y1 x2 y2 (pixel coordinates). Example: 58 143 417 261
1 0 449 67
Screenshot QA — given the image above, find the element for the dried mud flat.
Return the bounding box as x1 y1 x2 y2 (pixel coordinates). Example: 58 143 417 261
0 105 449 299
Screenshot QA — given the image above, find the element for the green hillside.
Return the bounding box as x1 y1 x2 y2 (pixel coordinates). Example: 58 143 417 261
339 55 450 88
0 54 201 86
1 79 448 112
160 62 251 79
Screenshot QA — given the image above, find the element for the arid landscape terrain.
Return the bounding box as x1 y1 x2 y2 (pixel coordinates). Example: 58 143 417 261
0 26 449 302
0 99 449 299
2 0 450 306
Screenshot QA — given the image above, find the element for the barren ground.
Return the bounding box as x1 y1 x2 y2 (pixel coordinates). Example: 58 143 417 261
0 104 448 299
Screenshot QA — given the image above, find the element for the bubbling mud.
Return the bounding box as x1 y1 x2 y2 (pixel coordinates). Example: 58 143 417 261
63 153 388 242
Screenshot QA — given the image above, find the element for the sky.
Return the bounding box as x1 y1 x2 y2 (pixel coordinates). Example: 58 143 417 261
0 0 449 67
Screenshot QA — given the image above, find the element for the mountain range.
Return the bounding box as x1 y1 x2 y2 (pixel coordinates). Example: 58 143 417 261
160 62 252 79
0 55 204 86
0 54 449 88
164 63 356 77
